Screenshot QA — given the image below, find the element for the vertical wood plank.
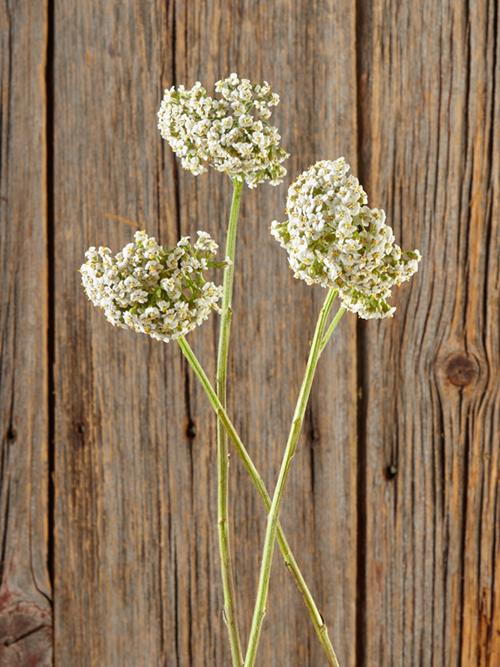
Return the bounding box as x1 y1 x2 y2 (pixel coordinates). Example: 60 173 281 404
170 1 358 665
356 0 499 664
52 3 183 665
0 2 52 665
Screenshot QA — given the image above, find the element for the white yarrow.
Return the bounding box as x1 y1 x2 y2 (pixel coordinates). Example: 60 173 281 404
271 158 421 318
157 73 288 188
81 230 227 341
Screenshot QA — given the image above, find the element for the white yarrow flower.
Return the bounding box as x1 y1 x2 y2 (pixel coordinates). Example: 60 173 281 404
81 231 227 341
157 73 289 188
271 158 421 319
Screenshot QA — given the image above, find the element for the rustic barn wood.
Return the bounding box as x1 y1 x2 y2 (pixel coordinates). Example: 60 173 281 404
356 1 499 664
0 1 498 666
0 2 52 666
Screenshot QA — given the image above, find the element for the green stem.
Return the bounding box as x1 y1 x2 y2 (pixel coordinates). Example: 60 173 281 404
244 288 343 667
319 304 346 354
177 336 340 667
216 177 244 666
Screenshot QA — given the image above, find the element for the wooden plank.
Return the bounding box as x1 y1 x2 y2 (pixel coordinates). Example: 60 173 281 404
170 2 362 665
171 2 359 665
0 2 52 665
356 0 499 664
52 3 181 665
53 1 359 665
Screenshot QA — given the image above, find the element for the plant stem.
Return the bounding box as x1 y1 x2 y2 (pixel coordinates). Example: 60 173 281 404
319 304 346 354
244 288 343 667
177 336 340 667
216 177 244 666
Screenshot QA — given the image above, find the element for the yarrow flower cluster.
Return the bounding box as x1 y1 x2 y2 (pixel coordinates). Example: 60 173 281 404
80 73 425 667
81 231 227 342
271 158 421 318
157 73 289 188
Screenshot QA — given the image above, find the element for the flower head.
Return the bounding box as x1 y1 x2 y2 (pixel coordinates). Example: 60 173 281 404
271 158 421 318
81 230 227 341
157 73 288 188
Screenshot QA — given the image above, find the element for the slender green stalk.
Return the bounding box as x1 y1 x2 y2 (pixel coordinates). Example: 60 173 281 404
244 288 343 667
216 177 244 666
177 336 340 667
320 304 346 354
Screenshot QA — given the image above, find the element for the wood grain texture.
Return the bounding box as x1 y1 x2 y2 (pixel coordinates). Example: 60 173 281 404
53 1 358 665
0 0 497 665
0 2 52 666
52 4 179 665
356 0 500 664
171 2 359 666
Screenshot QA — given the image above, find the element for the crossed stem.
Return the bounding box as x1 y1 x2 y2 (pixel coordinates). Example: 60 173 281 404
178 293 344 666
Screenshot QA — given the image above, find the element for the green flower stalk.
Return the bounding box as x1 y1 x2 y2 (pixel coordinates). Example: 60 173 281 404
244 288 342 667
215 177 244 665
176 335 340 667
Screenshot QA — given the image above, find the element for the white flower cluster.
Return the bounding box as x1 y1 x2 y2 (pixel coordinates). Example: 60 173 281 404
271 158 421 319
81 231 227 342
157 73 288 188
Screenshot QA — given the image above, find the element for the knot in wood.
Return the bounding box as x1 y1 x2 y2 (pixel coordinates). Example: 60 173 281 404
445 353 478 387
6 426 17 443
186 420 196 438
385 464 398 480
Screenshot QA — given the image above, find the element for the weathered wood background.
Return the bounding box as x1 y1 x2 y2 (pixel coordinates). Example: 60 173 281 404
1 1 498 665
